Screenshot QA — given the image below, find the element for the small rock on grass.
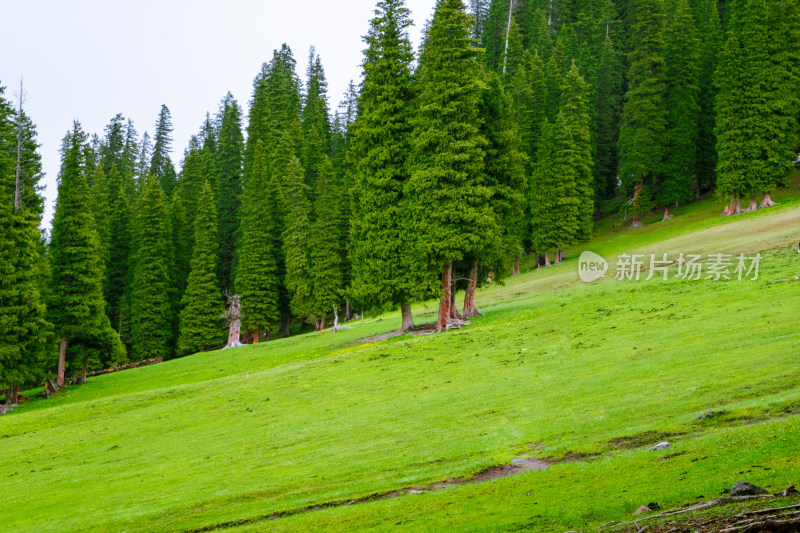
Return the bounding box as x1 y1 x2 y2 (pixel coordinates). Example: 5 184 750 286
650 442 672 451
634 506 652 515
729 481 768 496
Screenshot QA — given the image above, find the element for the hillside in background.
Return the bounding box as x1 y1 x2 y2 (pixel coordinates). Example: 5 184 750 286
2 183 800 532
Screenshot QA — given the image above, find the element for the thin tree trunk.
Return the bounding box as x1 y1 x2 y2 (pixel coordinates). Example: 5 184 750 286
3 389 10 406
333 306 340 333
502 0 515 75
58 334 67 388
437 263 453 330
223 295 243 349
663 207 673 220
463 261 482 318
449 285 461 321
320 316 326 330
631 183 643 227
345 300 351 322
253 329 259 344
746 197 758 212
281 315 291 337
400 302 414 332
544 252 551 267
513 259 520 276
265 330 271 342
760 192 777 208
14 80 24 215
80 357 88 385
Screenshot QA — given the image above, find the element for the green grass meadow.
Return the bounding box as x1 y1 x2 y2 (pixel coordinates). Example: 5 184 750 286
3 187 800 532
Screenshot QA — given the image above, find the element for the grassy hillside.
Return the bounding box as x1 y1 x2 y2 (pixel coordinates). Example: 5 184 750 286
3 188 800 532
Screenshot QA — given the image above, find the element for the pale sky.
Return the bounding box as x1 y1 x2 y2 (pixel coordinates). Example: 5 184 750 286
0 0 438 228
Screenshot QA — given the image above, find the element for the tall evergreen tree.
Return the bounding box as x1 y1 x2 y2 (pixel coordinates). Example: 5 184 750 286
659 0 700 217
237 141 280 342
408 0 497 330
308 156 342 328
301 49 332 191
349 0 418 331
215 95 244 292
0 85 51 402
131 175 174 360
618 0 668 226
282 156 314 325
593 34 624 200
694 0 723 195
50 123 124 386
150 105 177 195
178 181 223 356
105 164 132 346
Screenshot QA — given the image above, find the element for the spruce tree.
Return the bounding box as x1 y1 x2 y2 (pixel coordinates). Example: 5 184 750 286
408 0 497 330
105 165 133 346
694 0 723 194
308 156 342 328
301 50 332 191
593 34 624 200
618 0 668 226
0 85 51 401
150 105 177 195
348 0 417 330
282 156 313 325
237 141 280 341
131 175 174 360
215 95 244 292
50 123 124 386
178 181 223 356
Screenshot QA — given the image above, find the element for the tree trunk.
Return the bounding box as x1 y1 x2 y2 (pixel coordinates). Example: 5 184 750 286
333 306 340 333
265 330 271 342
223 295 244 349
437 263 453 330
80 357 88 385
253 329 259 344
449 285 461 321
760 192 777 208
463 261 482 318
282 316 291 337
746 197 758 212
513 259 520 276
400 302 414 332
663 207 673 220
58 334 67 388
345 300 351 322
544 252 551 267
631 183 643 228
320 316 326 330
313 318 320 331
502 0 515 75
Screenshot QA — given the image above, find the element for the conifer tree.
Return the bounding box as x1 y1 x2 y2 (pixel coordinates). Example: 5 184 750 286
282 156 313 324
89 165 111 268
150 105 177 195
237 141 280 342
561 61 594 242
215 95 244 292
308 156 342 328
408 0 496 330
660 0 700 218
349 0 417 331
178 181 223 355
302 50 332 191
0 85 51 402
131 175 174 360
50 123 124 386
105 164 132 346
593 34 624 200
618 0 668 227
694 0 723 194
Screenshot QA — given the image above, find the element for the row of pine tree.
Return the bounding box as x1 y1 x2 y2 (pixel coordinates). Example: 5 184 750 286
1 0 799 398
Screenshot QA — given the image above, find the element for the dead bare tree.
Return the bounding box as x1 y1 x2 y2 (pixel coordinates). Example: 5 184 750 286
222 292 244 349
501 0 515 76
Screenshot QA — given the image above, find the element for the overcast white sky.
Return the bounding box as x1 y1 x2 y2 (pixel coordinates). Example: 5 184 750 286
1 0 438 228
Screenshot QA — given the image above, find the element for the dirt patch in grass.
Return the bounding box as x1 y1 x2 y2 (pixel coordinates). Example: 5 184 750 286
184 457 553 533
609 430 685 450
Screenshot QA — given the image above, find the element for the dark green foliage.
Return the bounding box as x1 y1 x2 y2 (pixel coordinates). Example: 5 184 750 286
308 156 342 321
593 34 624 200
105 164 132 346
694 0 723 193
408 0 497 288
302 50 332 191
619 0 668 201
237 141 281 336
660 0 700 207
715 0 800 198
545 33 569 122
0 85 51 393
90 165 110 267
480 72 527 277
178 181 223 356
215 96 244 292
131 175 174 360
348 0 416 311
50 122 125 374
150 105 177 195
282 156 313 322
561 62 594 241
